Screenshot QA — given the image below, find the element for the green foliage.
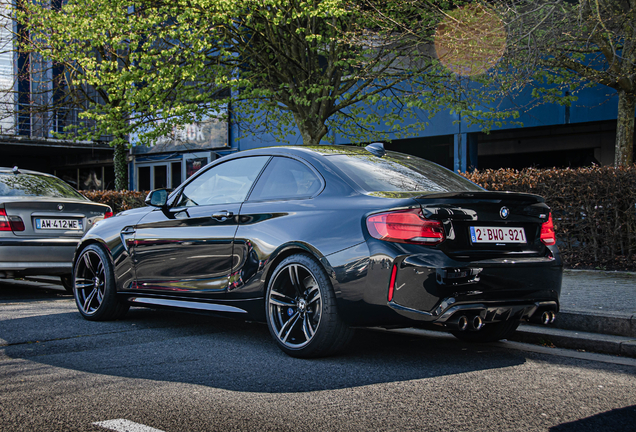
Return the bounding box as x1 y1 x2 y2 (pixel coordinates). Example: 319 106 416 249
18 0 522 150
113 141 128 191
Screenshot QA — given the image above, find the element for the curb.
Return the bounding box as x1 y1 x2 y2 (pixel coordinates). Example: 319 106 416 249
512 324 636 358
564 269 636 277
553 310 636 338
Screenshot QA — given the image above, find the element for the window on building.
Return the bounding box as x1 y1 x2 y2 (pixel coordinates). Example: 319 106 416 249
171 162 182 188
186 157 208 178
154 165 167 189
138 166 151 191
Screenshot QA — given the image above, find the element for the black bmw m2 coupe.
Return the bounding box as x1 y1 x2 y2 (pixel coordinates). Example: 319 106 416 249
72 144 562 357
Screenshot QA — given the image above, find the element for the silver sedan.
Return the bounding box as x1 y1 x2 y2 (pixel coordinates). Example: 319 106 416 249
0 167 112 292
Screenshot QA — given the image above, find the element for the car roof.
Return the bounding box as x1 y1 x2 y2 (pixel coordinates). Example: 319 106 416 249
0 167 57 177
233 145 371 158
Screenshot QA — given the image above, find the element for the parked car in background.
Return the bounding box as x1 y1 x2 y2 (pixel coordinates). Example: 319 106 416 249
71 144 562 357
0 167 112 292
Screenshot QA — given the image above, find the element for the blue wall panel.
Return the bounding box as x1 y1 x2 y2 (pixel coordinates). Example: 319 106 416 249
234 82 626 158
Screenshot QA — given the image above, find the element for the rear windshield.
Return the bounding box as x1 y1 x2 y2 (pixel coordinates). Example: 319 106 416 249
0 173 86 199
328 152 484 194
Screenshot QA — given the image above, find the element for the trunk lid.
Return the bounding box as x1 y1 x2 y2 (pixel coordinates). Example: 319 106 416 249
3 198 111 237
414 191 551 259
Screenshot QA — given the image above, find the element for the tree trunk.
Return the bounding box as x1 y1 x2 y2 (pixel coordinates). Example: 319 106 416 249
614 90 635 167
295 113 329 145
113 140 128 191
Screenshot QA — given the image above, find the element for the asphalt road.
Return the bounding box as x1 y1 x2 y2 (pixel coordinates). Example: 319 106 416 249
1 282 635 432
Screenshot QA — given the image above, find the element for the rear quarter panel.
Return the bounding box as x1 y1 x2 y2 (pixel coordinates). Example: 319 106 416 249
230 194 368 298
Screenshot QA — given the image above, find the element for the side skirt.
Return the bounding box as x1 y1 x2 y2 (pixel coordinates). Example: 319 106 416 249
119 294 266 321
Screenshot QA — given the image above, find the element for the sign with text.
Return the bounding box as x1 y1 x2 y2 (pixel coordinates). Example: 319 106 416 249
132 116 228 154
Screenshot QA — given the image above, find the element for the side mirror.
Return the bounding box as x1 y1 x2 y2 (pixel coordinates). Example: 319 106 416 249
145 189 168 208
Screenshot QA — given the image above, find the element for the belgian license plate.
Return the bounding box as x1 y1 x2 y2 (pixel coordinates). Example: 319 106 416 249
470 226 526 244
35 218 83 230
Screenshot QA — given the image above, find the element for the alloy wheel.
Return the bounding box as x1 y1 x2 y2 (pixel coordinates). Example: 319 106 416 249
268 263 322 349
74 249 106 315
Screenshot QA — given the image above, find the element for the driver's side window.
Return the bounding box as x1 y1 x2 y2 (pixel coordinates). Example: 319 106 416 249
175 156 269 207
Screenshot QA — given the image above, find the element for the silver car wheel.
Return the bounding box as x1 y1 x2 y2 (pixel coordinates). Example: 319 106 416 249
268 263 322 349
74 249 106 315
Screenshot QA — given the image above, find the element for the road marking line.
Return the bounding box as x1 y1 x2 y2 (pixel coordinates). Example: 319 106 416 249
93 419 165 432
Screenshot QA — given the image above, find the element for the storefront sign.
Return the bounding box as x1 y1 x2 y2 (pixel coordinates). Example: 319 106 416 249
132 117 228 154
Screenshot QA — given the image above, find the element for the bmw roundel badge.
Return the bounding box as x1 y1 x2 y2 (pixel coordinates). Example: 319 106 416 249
57 204 64 211
500 206 510 219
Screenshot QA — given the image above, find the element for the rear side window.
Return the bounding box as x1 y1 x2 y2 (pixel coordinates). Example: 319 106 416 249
0 173 85 199
248 157 322 201
328 152 483 194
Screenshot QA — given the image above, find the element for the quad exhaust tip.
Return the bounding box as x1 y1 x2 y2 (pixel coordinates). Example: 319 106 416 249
456 315 484 331
454 309 557 331
541 311 551 325
540 311 557 325
471 316 484 331
458 315 469 332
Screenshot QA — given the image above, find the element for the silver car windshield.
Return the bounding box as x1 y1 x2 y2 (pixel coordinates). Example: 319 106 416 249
328 153 484 194
0 173 86 199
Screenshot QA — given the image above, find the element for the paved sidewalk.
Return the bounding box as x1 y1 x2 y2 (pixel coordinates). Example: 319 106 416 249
554 270 636 338
514 269 636 357
560 270 636 316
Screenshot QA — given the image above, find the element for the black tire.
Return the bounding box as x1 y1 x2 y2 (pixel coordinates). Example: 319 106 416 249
266 253 354 358
60 275 73 294
73 243 129 321
451 319 520 343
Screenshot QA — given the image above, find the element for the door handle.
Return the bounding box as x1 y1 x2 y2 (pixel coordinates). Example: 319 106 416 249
212 211 233 221
120 226 136 252
121 226 136 234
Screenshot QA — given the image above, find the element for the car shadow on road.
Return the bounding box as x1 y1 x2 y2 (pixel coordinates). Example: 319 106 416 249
1 305 532 393
549 405 636 431
0 280 70 301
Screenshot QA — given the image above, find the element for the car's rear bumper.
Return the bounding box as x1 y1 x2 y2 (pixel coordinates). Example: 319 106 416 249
328 242 563 327
386 249 562 327
389 299 558 326
0 238 78 276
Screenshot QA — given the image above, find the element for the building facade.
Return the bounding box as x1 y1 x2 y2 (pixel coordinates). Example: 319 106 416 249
2 5 632 191
129 117 234 191
235 83 630 176
0 6 115 190
126 83 633 191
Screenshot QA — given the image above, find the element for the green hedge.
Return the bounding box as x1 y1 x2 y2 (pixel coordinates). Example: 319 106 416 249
463 166 636 271
79 190 147 214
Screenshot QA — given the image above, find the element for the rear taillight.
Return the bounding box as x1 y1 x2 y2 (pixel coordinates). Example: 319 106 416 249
367 209 445 245
540 213 556 246
0 209 25 232
8 216 25 231
104 211 113 219
0 209 9 231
